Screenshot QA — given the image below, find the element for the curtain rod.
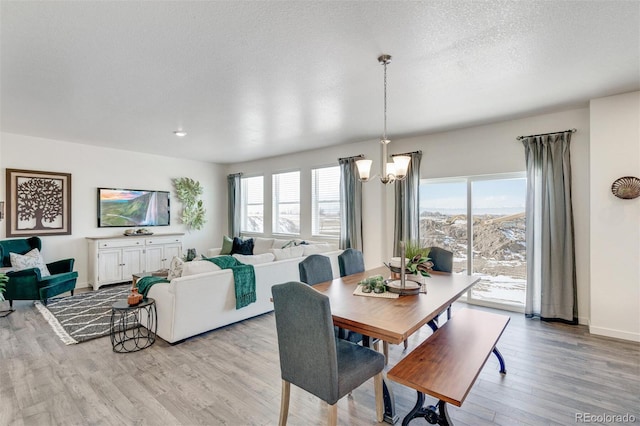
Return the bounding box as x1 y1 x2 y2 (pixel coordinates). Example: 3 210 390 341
516 128 576 141
338 154 364 161
227 172 243 177
391 150 422 157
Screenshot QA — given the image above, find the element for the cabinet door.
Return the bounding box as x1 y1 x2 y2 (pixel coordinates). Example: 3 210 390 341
98 248 123 284
145 246 164 272
163 243 183 267
122 246 145 278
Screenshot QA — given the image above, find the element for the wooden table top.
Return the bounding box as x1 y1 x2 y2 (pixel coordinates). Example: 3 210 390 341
312 266 480 345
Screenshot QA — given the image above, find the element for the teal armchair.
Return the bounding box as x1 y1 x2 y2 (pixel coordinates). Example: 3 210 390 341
0 237 78 307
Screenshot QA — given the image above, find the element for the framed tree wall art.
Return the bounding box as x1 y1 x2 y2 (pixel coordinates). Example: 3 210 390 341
5 169 72 237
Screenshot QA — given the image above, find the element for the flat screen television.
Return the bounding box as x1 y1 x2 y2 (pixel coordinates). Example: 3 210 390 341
97 188 170 227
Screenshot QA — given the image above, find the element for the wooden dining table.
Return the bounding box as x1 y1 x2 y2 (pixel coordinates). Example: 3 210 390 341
312 265 480 423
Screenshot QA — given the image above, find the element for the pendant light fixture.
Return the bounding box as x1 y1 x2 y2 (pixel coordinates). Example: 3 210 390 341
356 54 411 184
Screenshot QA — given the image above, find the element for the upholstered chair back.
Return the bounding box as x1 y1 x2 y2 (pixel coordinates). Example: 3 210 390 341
298 254 333 285
429 246 453 273
0 237 42 267
272 281 341 404
338 248 365 277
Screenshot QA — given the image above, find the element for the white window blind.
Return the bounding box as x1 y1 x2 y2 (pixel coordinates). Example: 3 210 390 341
312 166 341 237
241 176 264 233
272 171 300 235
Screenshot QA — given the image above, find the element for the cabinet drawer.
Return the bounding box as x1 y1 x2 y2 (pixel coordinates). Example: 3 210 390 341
146 237 182 245
98 239 144 249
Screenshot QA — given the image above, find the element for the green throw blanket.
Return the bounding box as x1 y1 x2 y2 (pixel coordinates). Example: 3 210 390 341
205 256 256 309
136 276 170 298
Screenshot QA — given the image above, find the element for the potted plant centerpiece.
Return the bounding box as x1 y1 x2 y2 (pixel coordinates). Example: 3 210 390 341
388 241 433 281
404 241 434 280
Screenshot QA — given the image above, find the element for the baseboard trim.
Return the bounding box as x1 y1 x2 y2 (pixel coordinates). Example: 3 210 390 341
589 324 640 342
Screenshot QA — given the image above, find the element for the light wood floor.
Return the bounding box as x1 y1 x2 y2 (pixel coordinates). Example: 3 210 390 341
1 299 638 426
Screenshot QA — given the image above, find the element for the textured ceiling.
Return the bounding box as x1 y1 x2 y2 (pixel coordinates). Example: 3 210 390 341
1 1 639 163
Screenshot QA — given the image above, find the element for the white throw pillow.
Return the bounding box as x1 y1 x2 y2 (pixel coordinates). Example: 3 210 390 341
232 253 275 265
272 239 292 249
253 237 275 255
302 243 333 256
167 256 184 280
181 260 221 277
270 246 305 261
10 248 51 277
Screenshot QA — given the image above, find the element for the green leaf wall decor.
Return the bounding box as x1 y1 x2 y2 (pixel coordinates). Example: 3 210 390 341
173 177 207 230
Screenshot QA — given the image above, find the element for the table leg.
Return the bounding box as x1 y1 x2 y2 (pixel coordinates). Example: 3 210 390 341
401 391 451 426
363 335 399 424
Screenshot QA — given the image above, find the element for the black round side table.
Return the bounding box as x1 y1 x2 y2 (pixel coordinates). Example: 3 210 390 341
110 298 157 353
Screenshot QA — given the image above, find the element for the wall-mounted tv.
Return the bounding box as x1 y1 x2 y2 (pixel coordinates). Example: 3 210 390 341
97 188 170 227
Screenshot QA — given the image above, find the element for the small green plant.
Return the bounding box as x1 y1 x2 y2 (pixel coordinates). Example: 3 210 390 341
404 240 430 260
0 273 8 302
173 177 207 231
404 241 433 277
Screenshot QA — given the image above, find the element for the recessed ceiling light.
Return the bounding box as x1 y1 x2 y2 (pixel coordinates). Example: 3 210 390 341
173 130 187 137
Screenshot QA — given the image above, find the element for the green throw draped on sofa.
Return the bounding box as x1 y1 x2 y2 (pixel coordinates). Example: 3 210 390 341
204 256 256 309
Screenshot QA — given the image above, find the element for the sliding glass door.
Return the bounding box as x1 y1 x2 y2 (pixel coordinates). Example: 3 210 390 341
420 173 526 310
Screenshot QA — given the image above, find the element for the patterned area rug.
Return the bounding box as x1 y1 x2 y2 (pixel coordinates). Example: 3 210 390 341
35 284 132 345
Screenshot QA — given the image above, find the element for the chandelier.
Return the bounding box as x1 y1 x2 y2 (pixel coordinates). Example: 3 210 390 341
356 54 411 184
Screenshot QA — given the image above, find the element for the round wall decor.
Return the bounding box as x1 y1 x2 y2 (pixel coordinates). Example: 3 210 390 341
611 176 640 199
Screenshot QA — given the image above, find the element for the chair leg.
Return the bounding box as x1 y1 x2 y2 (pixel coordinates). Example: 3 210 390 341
374 372 383 422
327 402 337 426
71 290 75 296
403 339 408 350
9 300 13 309
279 380 290 426
383 341 389 365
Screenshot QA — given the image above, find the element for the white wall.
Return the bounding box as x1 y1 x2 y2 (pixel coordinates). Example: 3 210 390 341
228 106 592 324
0 133 226 288
589 91 640 342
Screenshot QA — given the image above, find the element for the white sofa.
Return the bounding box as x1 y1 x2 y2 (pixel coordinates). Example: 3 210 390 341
147 249 343 343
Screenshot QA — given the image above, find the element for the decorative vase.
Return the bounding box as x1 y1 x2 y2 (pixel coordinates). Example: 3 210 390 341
128 288 143 306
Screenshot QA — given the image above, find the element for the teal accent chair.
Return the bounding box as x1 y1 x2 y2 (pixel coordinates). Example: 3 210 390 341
0 237 78 307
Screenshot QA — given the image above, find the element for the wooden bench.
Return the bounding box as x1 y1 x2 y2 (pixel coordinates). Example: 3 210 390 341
387 308 509 426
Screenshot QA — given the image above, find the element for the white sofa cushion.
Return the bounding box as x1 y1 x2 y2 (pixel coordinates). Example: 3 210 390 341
182 260 221 277
253 237 275 255
302 243 334 256
232 253 275 265
271 238 292 249
270 246 304 260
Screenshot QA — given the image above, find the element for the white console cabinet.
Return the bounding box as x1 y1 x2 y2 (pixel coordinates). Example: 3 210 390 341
87 233 183 290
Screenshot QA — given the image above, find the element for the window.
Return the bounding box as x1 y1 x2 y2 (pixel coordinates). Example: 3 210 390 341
241 176 264 233
420 173 526 309
272 171 300 235
312 166 341 237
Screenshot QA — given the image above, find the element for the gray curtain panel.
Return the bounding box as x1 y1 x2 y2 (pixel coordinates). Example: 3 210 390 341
393 151 422 256
227 173 242 237
522 132 577 323
339 157 363 251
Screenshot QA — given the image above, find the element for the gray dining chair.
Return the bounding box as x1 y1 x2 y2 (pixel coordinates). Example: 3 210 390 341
338 248 365 277
299 254 363 344
401 246 456 351
336 248 383 350
429 246 453 273
298 254 333 285
271 281 384 425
